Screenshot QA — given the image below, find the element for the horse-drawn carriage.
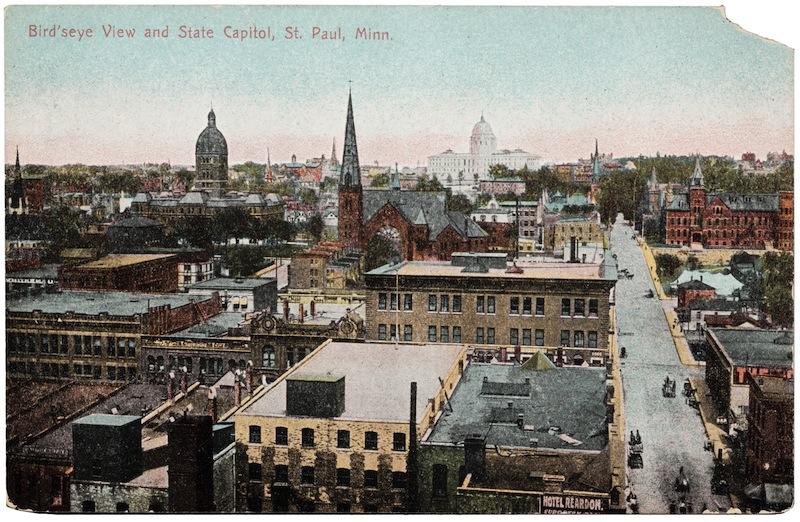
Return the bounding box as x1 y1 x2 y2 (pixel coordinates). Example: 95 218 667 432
627 431 643 469
670 467 693 513
663 376 676 398
683 379 700 408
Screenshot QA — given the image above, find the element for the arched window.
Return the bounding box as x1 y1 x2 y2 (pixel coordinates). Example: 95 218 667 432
262 346 276 368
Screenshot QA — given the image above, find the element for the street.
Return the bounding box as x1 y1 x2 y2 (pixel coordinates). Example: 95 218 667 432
610 216 730 513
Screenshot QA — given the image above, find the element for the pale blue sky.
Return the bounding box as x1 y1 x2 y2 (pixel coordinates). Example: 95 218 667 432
4 5 793 165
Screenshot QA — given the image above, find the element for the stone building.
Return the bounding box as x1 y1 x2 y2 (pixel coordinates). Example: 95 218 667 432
544 216 604 255
130 191 284 229
745 375 793 485
418 360 624 513
193 108 228 194
59 254 180 293
664 158 793 251
6 290 221 382
336 92 488 260
289 242 362 290
233 341 467 513
364 252 617 366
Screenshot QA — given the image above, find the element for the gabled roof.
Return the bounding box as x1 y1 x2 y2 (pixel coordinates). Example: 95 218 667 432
677 279 715 291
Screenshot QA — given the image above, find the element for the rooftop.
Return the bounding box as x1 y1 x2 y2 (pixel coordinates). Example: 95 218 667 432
167 312 247 339
5 263 60 280
188 277 275 291
749 375 794 401
709 328 794 369
7 290 210 316
73 413 141 427
241 341 464 423
425 363 608 451
74 254 176 270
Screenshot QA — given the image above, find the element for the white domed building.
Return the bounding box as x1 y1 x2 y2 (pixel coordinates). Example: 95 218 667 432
428 115 542 185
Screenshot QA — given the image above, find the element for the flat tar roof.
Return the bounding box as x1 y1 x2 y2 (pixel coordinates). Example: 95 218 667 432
425 363 608 451
188 277 275 291
241 341 464 424
7 290 209 316
709 328 794 369
368 260 606 281
74 254 176 269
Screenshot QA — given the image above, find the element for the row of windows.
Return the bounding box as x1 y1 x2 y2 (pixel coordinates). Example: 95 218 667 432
248 426 407 452
377 294 600 318
6 333 136 358
8 361 137 381
670 215 772 226
424 326 599 347
248 464 407 490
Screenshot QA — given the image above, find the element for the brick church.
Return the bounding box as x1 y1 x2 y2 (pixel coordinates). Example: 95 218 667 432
337 92 488 260
664 158 793 251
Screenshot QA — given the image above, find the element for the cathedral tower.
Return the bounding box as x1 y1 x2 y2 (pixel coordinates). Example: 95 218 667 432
338 90 364 248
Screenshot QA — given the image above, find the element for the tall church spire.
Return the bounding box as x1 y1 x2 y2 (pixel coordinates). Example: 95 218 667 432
330 137 339 167
339 90 361 187
15 146 20 174
690 156 704 187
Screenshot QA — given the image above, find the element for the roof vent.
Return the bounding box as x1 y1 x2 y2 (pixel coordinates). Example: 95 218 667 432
529 438 539 448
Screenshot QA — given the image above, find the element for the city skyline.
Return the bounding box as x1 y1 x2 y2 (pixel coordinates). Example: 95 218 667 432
5 5 794 166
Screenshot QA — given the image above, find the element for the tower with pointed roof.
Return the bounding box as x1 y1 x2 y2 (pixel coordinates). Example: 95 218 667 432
591 139 602 181
688 157 706 243
647 166 661 214
338 90 364 248
193 108 228 195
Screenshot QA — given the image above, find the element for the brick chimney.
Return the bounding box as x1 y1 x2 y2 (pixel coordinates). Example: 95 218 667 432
499 346 507 362
514 344 521 364
283 299 290 321
556 347 564 368
310 299 316 318
299 303 305 323
207 388 218 423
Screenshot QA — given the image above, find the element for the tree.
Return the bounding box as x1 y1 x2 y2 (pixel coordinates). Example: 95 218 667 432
488 164 512 179
686 255 702 271
303 214 325 242
173 216 214 249
642 216 663 243
364 235 400 272
446 193 474 213
40 204 87 259
213 207 252 245
416 174 445 192
762 252 793 327
655 253 682 279
596 169 648 224
222 246 269 277
371 172 390 188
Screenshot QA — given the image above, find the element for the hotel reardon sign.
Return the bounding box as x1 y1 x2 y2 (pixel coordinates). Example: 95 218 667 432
540 494 609 514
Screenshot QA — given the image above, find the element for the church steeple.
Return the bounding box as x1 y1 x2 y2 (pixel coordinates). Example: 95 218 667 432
649 166 658 188
339 91 361 188
690 156 704 187
15 146 20 175
330 138 339 167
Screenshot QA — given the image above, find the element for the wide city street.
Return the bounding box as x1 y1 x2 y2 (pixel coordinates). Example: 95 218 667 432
610 216 730 513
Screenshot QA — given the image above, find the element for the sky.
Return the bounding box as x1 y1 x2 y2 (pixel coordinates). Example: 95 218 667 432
4 5 794 166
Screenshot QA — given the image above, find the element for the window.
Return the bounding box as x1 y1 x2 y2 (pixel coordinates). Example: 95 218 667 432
336 468 351 487
378 324 387 340
523 297 532 315
107 366 116 380
476 296 485 313
440 326 450 343
365 431 378 450
561 298 571 316
510 297 520 315
403 294 413 311
535 329 545 346
301 428 314 447
274 426 288 445
589 299 599 317
476 327 485 344
428 326 437 342
378 293 387 310
560 330 571 347
432 464 448 498
81 501 96 513
588 331 598 348
574 331 585 347
337 429 350 448
249 462 262 482
487 296 496 314
428 294 437 312
300 466 315 485
393 432 407 451
574 299 586 316
522 329 532 346
392 471 407 489
536 298 545 316
487 328 495 344
116 502 129 513
510 328 519 345
249 425 261 444
440 295 450 312
262 346 276 368
390 324 397 340
403 325 413 341
452 326 461 343
452 295 462 312
274 465 288 483
390 293 398 311
364 470 378 488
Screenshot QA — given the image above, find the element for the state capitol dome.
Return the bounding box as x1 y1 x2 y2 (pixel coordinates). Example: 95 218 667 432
471 114 495 140
196 109 228 156
469 114 497 156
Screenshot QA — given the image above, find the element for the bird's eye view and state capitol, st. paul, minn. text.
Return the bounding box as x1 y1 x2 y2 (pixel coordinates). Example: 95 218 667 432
3 4 795 515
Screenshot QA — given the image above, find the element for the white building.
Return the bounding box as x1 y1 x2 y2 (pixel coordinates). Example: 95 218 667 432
428 115 542 183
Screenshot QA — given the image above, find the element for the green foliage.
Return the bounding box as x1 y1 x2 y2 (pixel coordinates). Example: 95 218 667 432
96 171 143 194
655 253 682 279
762 252 793 327
364 235 400 272
416 174 445 192
642 216 663 243
488 164 512 179
686 255 702 271
520 166 586 198
298 188 319 206
371 172 390 188
222 246 270 277
173 216 215 249
263 182 294 197
446 193 474 213
302 214 325 241
41 204 87 259
212 207 252 243
596 169 648 224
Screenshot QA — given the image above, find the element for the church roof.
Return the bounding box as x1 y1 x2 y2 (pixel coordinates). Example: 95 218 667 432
339 92 361 187
196 109 228 156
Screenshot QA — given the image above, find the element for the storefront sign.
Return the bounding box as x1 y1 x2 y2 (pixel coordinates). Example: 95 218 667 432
540 494 608 514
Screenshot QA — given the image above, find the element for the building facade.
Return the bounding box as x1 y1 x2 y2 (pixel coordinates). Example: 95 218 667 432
193 109 229 194
130 191 284 229
59 254 179 293
364 252 617 366
745 375 793 485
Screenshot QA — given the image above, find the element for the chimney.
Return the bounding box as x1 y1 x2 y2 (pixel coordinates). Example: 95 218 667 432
516 413 524 429
244 364 252 396
507 401 514 409
407 382 420 512
283 299 289 320
167 372 175 400
499 346 507 362
524 378 530 385
234 376 241 406
570 236 578 263
556 347 564 368
207 388 218 423
514 344 521 364
310 299 316 318
700 275 703 282
299 303 305 323
180 371 188 394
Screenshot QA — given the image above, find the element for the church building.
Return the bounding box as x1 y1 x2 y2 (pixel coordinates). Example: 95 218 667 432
337 92 489 260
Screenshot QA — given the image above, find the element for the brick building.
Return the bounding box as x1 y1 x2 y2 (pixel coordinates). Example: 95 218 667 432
234 341 467 513
6 290 221 382
664 158 793 250
289 242 361 290
59 254 180 293
364 251 617 367
337 92 488 260
6 148 45 215
478 177 526 196
745 375 793 485
676 277 717 308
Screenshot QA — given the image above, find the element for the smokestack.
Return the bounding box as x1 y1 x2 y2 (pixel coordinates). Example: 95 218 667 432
283 299 289 321
310 299 316 318
516 413 524 429
180 370 188 394
207 388 218 423
299 303 305 323
514 344 521 364
167 371 175 400
570 236 578 263
499 346 507 362
244 363 252 396
407 382 419 512
556 347 564 368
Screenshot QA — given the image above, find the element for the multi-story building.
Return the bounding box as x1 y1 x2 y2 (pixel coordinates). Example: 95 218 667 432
428 116 542 182
193 108 229 194
745 374 793 486
6 290 221 382
544 216 604 254
364 251 617 366
289 242 361 290
418 358 625 513
664 158 793 251
187 277 278 314
704 328 794 424
59 254 179 293
233 340 467 513
478 177 526 196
